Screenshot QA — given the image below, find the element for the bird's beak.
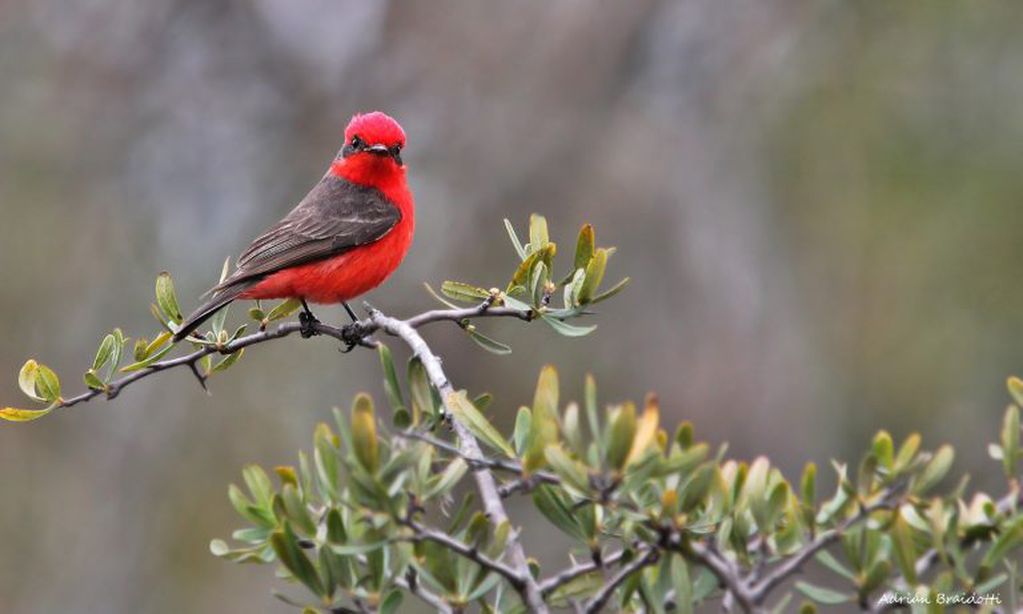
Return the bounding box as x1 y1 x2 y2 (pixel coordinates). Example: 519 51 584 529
367 144 390 156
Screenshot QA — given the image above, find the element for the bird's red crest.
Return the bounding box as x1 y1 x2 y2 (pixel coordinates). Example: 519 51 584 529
344 111 406 147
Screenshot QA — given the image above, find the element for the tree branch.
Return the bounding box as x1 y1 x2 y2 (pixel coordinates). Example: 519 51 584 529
368 307 550 614
53 302 532 412
582 547 659 613
748 487 901 601
402 519 525 589
538 549 627 596
394 570 452 613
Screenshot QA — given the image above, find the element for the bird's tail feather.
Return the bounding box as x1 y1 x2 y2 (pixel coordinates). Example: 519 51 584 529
172 281 254 343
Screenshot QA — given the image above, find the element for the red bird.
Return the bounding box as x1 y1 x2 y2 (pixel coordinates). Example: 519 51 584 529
173 111 414 343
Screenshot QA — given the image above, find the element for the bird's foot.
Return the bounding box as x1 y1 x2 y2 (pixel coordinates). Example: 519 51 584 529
299 310 321 338
341 322 367 353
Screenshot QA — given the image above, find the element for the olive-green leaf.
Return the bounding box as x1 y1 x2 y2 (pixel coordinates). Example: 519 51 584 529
528 213 549 253
270 522 326 597
155 271 183 324
606 402 637 471
911 445 954 496
578 247 609 304
542 315 596 337
377 343 406 415
447 391 515 458
266 297 303 322
1000 404 1020 478
794 581 852 605
465 327 512 355
504 218 527 260
92 334 116 371
1008 375 1023 407
351 393 379 474
441 280 491 303
0 406 54 422
18 360 45 402
573 223 595 273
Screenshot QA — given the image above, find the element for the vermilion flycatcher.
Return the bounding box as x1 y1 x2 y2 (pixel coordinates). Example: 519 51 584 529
173 111 413 342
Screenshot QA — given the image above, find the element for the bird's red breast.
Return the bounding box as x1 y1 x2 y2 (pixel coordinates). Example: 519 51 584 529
239 162 414 304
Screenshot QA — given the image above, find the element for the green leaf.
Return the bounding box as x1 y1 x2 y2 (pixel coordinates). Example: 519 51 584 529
528 213 549 253
562 402 583 456
815 550 856 582
794 581 852 605
270 522 326 597
92 334 116 371
587 277 630 305
407 356 433 422
465 327 512 355
441 281 491 303
606 402 638 472
1000 404 1020 478
504 218 527 260
33 362 61 403
891 509 918 584
524 365 560 473
155 271 183 325
265 297 302 322
0 406 54 422
872 431 894 470
423 282 461 309
578 247 609 304
545 444 590 494
573 224 595 273
911 445 954 495
893 433 921 473
532 485 586 541
380 589 404 614
1008 376 1023 406
351 394 379 474
377 343 406 416
425 458 468 499
513 406 532 456
447 391 515 458
212 349 244 373
83 369 105 390
542 315 596 337
18 360 45 402
980 518 1023 578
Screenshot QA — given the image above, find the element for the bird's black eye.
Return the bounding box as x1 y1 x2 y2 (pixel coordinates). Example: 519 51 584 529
350 135 364 149
390 144 403 165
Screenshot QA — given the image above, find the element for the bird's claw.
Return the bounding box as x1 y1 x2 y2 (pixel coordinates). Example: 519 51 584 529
341 322 366 352
299 310 321 338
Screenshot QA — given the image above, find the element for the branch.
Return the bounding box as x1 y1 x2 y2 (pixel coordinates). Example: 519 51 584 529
538 549 627 596
368 307 550 614
748 487 901 601
403 519 525 589
394 570 452 613
52 302 532 412
397 429 560 496
582 547 659 614
685 541 759 613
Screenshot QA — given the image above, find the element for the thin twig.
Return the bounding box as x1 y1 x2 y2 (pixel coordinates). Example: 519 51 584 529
582 547 659 613
748 488 900 601
403 520 525 588
53 303 532 412
394 570 452 613
538 549 627 595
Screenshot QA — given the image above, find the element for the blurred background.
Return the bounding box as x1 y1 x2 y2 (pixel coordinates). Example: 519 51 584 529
3 1 1023 612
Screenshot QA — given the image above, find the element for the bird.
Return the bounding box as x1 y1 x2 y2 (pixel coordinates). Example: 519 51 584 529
173 111 414 345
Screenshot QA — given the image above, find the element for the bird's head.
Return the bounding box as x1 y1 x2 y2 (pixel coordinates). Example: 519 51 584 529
339 111 406 168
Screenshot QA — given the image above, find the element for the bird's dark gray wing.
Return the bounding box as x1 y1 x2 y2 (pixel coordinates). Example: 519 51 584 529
214 175 400 290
